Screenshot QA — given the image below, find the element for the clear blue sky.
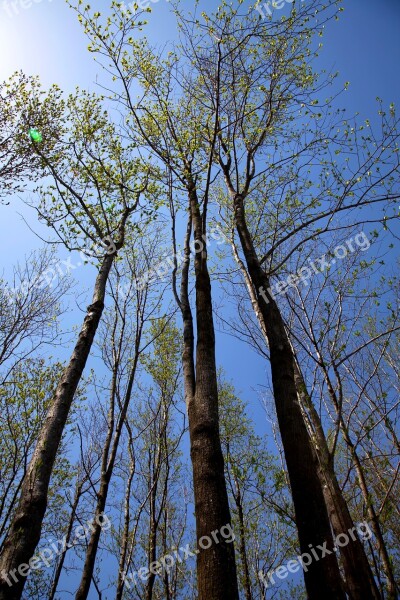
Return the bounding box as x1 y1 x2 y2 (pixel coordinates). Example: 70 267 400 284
0 0 399 433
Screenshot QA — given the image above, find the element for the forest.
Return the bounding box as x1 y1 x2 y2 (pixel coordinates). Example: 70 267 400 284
0 0 399 598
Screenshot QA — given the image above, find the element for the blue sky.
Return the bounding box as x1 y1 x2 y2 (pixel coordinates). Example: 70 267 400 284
0 0 399 426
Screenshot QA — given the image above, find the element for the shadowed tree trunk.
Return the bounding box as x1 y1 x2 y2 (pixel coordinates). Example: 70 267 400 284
230 191 346 600
232 239 382 599
171 174 239 600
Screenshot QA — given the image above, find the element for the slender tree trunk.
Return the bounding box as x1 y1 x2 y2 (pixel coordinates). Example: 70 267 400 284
342 427 397 599
0 253 114 600
319 363 398 599
293 360 381 600
75 347 140 600
48 479 85 600
115 422 135 600
175 179 239 600
145 435 165 600
145 513 158 600
162 570 172 600
231 192 345 600
233 483 252 600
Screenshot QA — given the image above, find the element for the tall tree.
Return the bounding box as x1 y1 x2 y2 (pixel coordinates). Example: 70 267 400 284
0 87 152 599
218 375 300 600
69 3 240 596
168 1 398 597
114 317 188 600
285 238 399 598
74 230 169 600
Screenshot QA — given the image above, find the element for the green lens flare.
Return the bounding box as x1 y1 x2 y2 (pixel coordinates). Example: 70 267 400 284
29 128 42 143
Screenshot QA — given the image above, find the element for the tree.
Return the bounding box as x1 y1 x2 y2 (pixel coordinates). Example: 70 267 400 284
0 85 153 599
74 230 170 600
68 3 241 596
0 359 66 550
285 238 399 597
0 247 70 385
114 317 189 600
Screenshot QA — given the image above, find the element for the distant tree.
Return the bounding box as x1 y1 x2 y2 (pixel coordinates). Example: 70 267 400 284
118 317 188 600
0 359 66 549
0 247 70 385
285 241 399 598
74 231 170 600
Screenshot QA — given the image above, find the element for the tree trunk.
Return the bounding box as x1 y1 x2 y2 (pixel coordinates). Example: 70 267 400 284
145 503 158 600
115 422 135 600
293 359 381 600
233 482 252 600
75 347 140 600
0 253 114 600
48 478 85 600
176 179 239 600
232 192 345 600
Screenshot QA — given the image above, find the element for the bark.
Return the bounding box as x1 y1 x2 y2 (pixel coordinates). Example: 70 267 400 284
0 253 114 600
231 192 345 600
175 178 239 600
293 359 382 600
